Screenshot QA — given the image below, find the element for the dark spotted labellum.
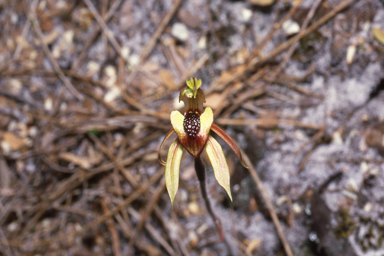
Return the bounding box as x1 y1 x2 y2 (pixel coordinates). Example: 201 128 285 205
183 112 200 140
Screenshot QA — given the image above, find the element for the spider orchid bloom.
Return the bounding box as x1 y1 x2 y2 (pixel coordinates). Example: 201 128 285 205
159 77 248 206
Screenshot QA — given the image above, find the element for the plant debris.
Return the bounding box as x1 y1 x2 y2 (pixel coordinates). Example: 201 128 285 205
1 0 384 255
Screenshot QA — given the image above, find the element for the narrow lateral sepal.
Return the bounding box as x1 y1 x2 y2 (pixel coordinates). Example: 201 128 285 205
205 135 233 201
165 139 184 208
158 128 175 166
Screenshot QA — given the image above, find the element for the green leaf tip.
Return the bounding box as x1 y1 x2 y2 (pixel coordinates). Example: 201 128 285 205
186 77 202 98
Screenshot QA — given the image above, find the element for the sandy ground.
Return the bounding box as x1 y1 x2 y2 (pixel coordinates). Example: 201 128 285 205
1 0 384 255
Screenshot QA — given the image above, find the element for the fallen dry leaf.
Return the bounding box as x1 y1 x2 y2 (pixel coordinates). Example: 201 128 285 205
372 27 384 45
159 69 177 90
217 65 247 84
2 131 27 151
248 0 275 6
246 238 262 254
177 9 202 29
205 93 227 110
59 152 92 169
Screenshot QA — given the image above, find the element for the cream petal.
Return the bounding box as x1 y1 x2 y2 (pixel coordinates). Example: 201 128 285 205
205 135 232 201
165 139 184 208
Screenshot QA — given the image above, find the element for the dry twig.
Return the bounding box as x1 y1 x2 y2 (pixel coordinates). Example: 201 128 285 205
209 0 354 93
71 0 122 70
83 0 124 59
272 0 323 77
216 118 324 130
128 177 166 248
29 0 83 101
126 0 182 86
242 153 294 256
101 198 122 256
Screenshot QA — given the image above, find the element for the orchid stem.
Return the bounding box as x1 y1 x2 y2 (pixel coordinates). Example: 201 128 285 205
195 157 235 254
194 156 224 240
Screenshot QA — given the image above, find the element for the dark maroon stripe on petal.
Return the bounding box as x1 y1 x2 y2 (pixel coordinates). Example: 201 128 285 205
211 124 248 168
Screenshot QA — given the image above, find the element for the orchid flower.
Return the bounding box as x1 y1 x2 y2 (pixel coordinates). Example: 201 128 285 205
159 77 248 207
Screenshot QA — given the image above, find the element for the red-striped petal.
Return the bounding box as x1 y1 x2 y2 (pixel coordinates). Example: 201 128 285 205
211 124 248 169
205 135 232 201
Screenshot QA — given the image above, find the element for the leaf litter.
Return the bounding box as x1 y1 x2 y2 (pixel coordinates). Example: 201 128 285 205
0 0 384 255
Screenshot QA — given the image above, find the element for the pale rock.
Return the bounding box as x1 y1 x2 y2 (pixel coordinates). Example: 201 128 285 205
104 65 117 87
56 0 68 9
294 130 306 141
1 141 11 154
7 121 17 132
364 202 372 212
369 167 379 176
7 222 19 232
128 54 140 68
63 30 74 45
346 178 359 193
360 161 368 173
6 38 14 50
133 122 144 135
60 102 67 111
276 195 288 205
104 65 116 78
179 189 188 202
104 86 121 102
52 46 60 58
29 50 38 60
42 218 51 228
342 190 357 200
171 23 189 41
346 43 356 65
113 133 124 147
87 61 100 76
188 201 200 214
9 79 22 94
29 126 38 138
198 36 207 49
331 130 343 145
38 0 46 10
282 19 300 36
293 203 302 214
188 230 198 247
44 98 53 111
10 12 18 24
121 46 130 59
242 8 253 22
196 224 208 235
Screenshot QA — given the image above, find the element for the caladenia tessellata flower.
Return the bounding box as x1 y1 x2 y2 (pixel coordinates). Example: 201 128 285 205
158 77 248 207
